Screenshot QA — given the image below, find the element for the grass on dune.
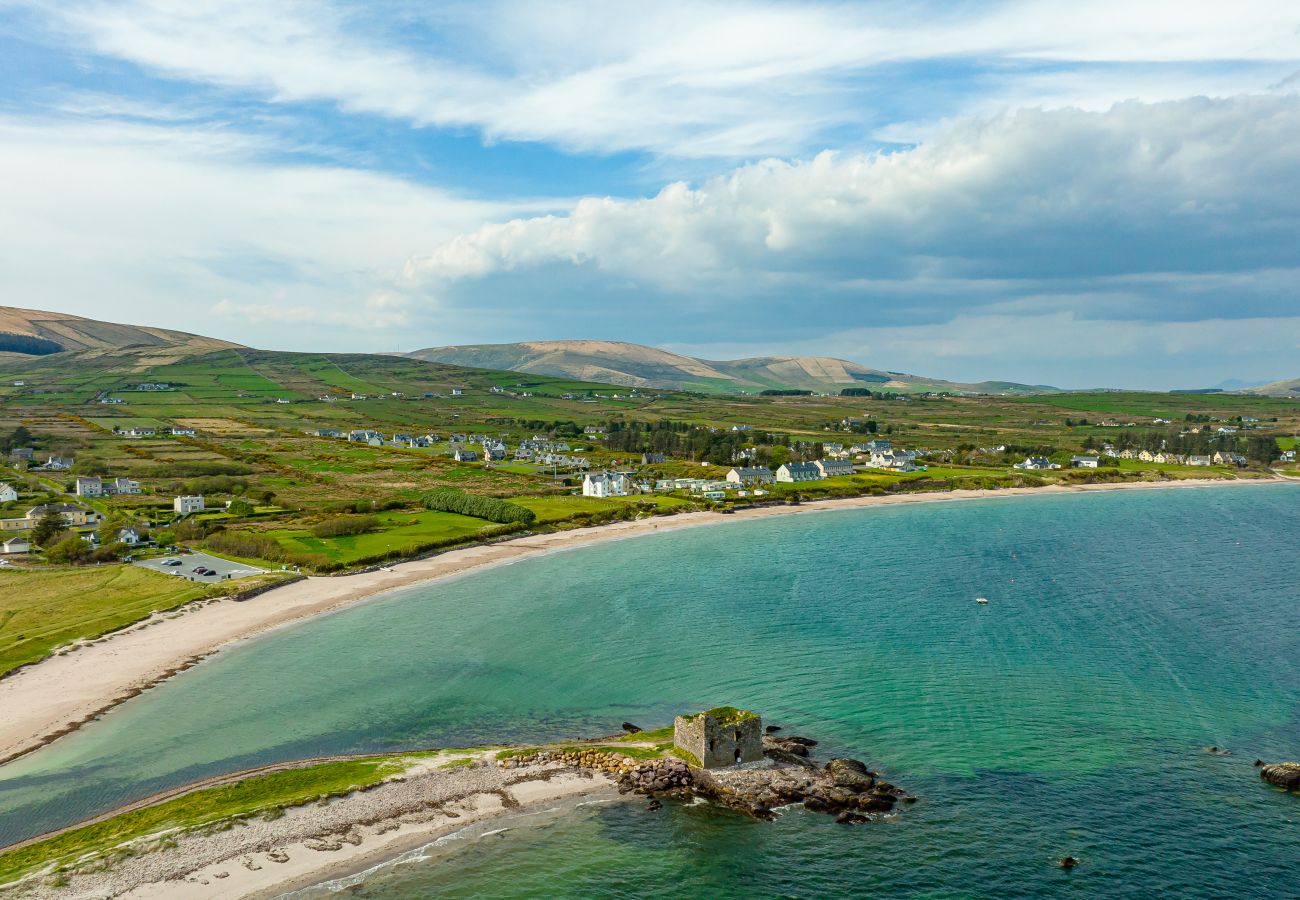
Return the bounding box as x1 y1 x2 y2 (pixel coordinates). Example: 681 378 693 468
0 757 412 885
0 567 213 678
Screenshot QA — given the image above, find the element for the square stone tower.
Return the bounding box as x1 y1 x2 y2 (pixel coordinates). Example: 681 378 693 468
673 707 763 769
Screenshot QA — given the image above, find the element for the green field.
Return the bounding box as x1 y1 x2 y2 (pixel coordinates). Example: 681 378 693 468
265 509 493 564
0 567 214 677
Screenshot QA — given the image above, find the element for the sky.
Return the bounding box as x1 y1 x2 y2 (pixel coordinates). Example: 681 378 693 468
2 1 1299 390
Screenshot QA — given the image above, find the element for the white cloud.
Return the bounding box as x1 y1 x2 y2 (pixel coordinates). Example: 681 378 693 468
407 96 1300 299
0 116 527 349
22 0 1300 158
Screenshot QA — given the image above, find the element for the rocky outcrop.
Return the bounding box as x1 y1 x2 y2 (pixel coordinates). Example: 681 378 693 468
1260 762 1300 791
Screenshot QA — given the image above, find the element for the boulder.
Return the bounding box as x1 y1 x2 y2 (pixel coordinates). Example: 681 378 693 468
622 722 643 734
825 758 875 792
1260 762 1300 791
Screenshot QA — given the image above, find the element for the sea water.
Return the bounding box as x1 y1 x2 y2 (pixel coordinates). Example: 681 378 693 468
2 485 1299 896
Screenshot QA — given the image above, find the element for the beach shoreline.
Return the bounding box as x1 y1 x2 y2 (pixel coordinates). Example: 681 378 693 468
0 475 1289 767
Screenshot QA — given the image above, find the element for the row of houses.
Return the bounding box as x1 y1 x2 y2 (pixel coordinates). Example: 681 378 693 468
75 476 142 497
0 503 102 533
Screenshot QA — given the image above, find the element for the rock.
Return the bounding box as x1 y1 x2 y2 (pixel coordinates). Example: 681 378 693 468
1254 759 1264 767
859 796 894 812
1059 856 1080 869
826 758 875 792
622 722 643 734
646 799 662 811
1260 762 1300 791
765 725 783 733
785 736 818 747
836 811 868 825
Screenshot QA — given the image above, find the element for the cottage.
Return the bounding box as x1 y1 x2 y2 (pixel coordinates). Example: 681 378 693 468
814 459 855 478
775 462 823 483
1014 457 1058 471
1 537 31 554
173 495 205 515
0 483 16 503
9 448 34 461
726 466 774 486
1070 456 1100 468
1281 450 1297 463
673 707 763 769
112 477 142 494
27 503 98 526
43 456 73 471
641 452 666 465
582 471 629 498
117 527 141 545
170 426 197 437
452 449 480 462
583 425 604 435
450 388 464 397
1187 455 1212 467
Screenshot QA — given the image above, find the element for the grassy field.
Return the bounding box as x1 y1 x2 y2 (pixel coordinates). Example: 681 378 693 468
0 755 422 885
513 494 690 523
265 508 493 564
0 567 214 677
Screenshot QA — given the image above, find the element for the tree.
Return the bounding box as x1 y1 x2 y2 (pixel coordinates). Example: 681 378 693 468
31 509 68 547
227 498 255 516
45 533 92 564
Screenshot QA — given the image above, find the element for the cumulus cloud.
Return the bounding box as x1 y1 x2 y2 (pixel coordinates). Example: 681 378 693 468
407 96 1300 299
21 0 1300 158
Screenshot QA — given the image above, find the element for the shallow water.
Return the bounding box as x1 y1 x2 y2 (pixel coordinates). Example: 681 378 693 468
3 485 1299 896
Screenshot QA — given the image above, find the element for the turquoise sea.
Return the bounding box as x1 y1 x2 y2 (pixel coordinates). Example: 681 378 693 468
2 484 1299 897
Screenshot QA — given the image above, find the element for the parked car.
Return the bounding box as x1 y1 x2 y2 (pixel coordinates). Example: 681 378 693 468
162 559 182 566
191 566 207 574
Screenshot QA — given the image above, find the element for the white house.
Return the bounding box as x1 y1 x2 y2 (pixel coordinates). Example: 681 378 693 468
171 426 197 437
117 527 141 545
814 459 855 478
1014 457 1059 471
1 537 31 554
726 466 774 486
453 449 480 462
173 495 205 515
1070 456 1100 468
1187 455 1212 466
1281 450 1296 463
582 472 629 497
75 476 104 497
775 462 823 483
112 477 142 494
0 483 18 503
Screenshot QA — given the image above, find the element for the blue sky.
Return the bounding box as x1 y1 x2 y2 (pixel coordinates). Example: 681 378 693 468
1 1 1298 389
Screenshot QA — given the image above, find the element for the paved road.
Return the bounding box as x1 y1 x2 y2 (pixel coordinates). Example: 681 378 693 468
133 551 264 583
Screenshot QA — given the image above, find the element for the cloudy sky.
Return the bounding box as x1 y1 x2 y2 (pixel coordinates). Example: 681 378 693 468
2 1 1298 389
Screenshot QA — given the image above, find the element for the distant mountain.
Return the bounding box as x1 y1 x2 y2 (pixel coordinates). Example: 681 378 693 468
1240 377 1300 396
405 340 1055 395
1211 377 1276 390
0 306 242 356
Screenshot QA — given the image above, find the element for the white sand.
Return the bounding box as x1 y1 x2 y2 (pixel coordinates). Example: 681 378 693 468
0 476 1285 766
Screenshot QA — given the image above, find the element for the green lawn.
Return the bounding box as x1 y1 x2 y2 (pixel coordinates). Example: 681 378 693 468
0 567 212 677
0 755 420 885
513 494 690 523
266 509 491 564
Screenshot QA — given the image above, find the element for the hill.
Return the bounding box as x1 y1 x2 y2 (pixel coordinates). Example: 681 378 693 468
405 340 1054 395
0 306 242 357
1240 377 1300 396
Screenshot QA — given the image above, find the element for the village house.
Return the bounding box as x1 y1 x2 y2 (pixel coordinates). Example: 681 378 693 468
1213 450 1246 466
814 459 855 478
75 476 105 498
1281 450 1297 463
1 536 31 554
453 448 480 462
117 527 141 545
450 388 464 396
135 382 171 391
726 466 775 486
9 448 33 461
170 426 196 437
173 495 205 515
582 471 629 498
1070 455 1100 468
99 397 123 404
776 462 823 483
583 425 604 435
1187 455 1212 466
641 452 666 464
28 503 100 527
0 483 16 503
42 455 73 471
1014 457 1059 470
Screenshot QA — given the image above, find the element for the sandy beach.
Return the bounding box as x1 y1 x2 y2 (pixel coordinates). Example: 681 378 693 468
0 475 1288 768
0 750 620 900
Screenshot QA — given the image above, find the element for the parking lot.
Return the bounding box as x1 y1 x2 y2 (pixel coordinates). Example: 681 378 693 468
133 551 265 583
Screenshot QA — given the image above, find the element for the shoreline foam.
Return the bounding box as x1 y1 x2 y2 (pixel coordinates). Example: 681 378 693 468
0 476 1289 767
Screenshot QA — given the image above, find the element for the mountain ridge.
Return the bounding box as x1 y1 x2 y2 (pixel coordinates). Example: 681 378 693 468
405 340 1056 395
0 305 243 356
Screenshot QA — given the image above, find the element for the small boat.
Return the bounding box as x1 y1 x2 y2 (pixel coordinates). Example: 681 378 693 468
975 597 989 604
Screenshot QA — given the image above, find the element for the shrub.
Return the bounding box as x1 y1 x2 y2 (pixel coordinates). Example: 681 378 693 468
422 489 536 525
45 534 92 564
310 515 379 538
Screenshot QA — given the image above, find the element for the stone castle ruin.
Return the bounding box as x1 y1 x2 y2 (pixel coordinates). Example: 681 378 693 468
674 706 763 769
